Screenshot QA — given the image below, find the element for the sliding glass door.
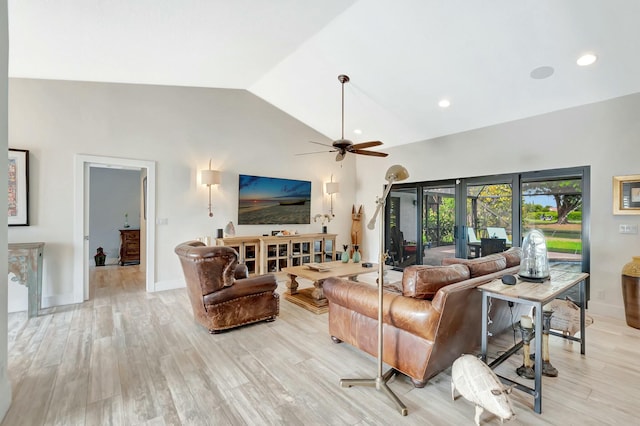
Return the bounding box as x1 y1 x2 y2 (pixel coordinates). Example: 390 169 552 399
386 187 418 267
463 178 515 259
383 166 589 300
422 184 456 265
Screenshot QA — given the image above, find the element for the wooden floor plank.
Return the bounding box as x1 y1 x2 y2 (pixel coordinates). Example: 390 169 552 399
87 337 121 404
4 264 640 425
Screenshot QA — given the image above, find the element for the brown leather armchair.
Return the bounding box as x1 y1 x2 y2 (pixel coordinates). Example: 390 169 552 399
175 241 279 333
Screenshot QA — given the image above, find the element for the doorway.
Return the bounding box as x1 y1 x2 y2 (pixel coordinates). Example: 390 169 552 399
73 155 156 302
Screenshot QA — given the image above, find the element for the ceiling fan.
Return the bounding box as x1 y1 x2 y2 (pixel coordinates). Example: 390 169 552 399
299 74 389 162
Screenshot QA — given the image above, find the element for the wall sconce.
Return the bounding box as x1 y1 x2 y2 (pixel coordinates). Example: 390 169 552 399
200 159 221 217
325 174 340 218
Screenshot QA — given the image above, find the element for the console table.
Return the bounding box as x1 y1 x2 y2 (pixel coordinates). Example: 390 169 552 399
479 268 589 414
8 242 45 318
216 233 336 275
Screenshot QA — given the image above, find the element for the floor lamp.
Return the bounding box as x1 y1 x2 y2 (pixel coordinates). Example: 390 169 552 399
340 164 410 416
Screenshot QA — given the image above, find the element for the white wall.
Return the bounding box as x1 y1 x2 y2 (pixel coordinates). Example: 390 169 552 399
89 167 141 264
7 78 357 302
1 0 11 420
8 77 639 322
356 93 640 319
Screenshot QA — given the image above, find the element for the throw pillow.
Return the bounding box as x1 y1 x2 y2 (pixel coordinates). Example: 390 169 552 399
501 247 522 267
402 264 470 299
442 254 507 278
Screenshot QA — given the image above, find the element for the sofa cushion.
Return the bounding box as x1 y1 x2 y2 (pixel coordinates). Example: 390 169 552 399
442 254 507 278
500 247 522 268
402 264 470 300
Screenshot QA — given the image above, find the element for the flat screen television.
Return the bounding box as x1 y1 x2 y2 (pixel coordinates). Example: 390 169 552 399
238 174 311 225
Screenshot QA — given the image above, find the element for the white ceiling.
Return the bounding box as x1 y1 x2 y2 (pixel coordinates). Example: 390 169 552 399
8 0 640 149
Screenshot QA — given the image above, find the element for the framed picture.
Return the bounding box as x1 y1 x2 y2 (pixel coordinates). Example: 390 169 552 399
613 174 640 215
8 149 30 226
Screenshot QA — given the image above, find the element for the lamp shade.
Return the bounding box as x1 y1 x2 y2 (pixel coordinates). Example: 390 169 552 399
325 181 340 194
519 229 550 281
201 169 221 186
385 165 410 183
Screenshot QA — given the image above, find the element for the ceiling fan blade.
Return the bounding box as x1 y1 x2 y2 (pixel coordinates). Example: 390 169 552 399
295 150 337 156
352 149 389 157
351 141 383 150
309 140 335 148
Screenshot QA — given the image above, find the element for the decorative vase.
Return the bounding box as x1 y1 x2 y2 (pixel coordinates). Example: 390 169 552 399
621 256 640 329
352 245 361 263
341 244 350 263
94 247 106 267
224 221 236 237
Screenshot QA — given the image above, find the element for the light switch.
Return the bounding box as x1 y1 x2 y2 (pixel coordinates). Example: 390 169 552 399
156 218 168 225
619 224 638 234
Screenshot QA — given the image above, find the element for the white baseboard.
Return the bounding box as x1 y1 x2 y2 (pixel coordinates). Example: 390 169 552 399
9 279 77 312
0 371 11 422
41 293 77 309
153 279 185 292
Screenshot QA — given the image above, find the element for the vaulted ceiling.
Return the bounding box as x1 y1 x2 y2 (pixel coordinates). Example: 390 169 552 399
8 0 640 150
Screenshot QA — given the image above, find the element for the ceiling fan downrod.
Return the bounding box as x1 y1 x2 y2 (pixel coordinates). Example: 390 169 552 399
338 74 349 140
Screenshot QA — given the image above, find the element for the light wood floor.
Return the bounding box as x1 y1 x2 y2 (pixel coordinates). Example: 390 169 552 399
4 265 640 425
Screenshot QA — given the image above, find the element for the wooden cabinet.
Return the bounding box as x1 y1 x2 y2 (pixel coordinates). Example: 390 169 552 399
214 236 261 275
119 229 140 266
261 234 336 274
216 233 336 275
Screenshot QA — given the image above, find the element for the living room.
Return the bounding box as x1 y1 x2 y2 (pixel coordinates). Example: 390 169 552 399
3 1 640 424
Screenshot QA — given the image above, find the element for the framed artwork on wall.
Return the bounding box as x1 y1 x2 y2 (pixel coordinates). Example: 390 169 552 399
613 174 640 215
8 149 30 226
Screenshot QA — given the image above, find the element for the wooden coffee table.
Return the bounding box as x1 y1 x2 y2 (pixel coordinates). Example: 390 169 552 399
281 261 378 314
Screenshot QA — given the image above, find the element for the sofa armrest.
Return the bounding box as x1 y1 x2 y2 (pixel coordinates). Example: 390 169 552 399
323 277 440 341
204 274 278 305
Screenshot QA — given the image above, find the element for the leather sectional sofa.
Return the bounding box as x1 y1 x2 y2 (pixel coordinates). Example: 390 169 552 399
323 248 522 387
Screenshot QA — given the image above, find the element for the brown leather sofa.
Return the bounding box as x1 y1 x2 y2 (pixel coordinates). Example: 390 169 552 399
323 248 522 387
175 241 279 333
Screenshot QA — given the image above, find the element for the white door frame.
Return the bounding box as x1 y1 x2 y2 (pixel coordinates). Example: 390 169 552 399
73 154 157 301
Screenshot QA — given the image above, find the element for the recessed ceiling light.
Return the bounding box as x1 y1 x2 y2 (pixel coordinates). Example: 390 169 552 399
353 129 362 135
577 53 597 66
438 99 451 108
530 66 555 79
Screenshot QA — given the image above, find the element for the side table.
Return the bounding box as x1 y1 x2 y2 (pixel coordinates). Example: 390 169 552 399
479 269 589 414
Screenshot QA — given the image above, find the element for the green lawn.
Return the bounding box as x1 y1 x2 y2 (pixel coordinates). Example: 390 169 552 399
546 239 582 254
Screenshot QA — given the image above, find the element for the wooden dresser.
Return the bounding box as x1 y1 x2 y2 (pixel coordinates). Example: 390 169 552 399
119 229 140 265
